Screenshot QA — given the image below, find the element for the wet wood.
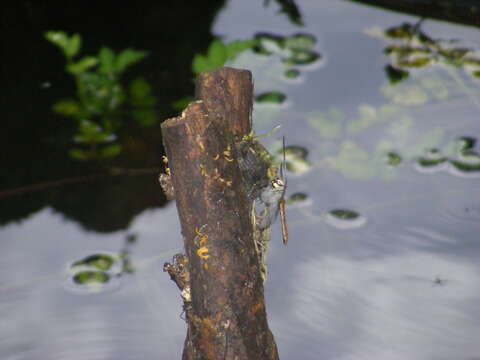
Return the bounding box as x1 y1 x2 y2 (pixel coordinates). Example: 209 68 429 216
161 67 279 360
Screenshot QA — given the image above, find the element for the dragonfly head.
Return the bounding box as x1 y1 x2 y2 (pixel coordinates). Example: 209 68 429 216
271 177 285 190
260 176 285 206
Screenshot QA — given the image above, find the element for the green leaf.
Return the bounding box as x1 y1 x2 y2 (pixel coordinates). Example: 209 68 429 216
45 31 81 59
69 148 91 160
114 49 148 73
52 99 81 116
74 120 112 143
282 50 320 66
284 69 300 79
287 192 308 205
208 39 228 68
72 254 115 270
192 39 235 75
129 77 157 126
73 271 109 285
439 48 469 59
416 149 447 168
276 0 304 26
225 39 257 60
255 91 286 104
284 145 311 174
132 108 157 126
128 78 157 126
172 96 194 110
192 54 210 74
450 159 480 172
66 33 81 58
98 47 116 74
386 152 402 166
385 23 415 39
253 33 284 55
284 33 316 51
397 57 431 68
463 57 480 66
67 56 98 74
44 31 70 55
100 144 122 158
329 209 360 220
445 136 476 158
385 65 409 84
129 77 154 101
75 72 126 113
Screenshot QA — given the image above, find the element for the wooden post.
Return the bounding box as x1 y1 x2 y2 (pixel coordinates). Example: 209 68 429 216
161 68 279 359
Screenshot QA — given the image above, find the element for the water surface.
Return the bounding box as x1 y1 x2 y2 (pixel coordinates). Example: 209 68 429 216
1 1 480 359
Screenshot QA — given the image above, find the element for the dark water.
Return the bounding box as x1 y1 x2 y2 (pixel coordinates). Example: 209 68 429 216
2 1 480 359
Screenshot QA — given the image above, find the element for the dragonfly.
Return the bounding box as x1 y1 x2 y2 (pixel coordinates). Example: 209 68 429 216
257 137 288 245
235 131 289 245
235 133 288 282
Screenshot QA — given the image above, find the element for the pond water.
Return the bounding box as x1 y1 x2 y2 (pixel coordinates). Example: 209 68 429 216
2 1 480 359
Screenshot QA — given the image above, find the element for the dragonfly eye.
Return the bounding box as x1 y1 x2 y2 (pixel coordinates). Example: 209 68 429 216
271 178 285 189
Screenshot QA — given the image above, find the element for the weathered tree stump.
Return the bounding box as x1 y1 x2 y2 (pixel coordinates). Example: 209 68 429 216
161 67 279 359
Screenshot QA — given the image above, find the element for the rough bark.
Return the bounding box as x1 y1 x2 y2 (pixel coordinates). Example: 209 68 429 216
161 67 279 360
